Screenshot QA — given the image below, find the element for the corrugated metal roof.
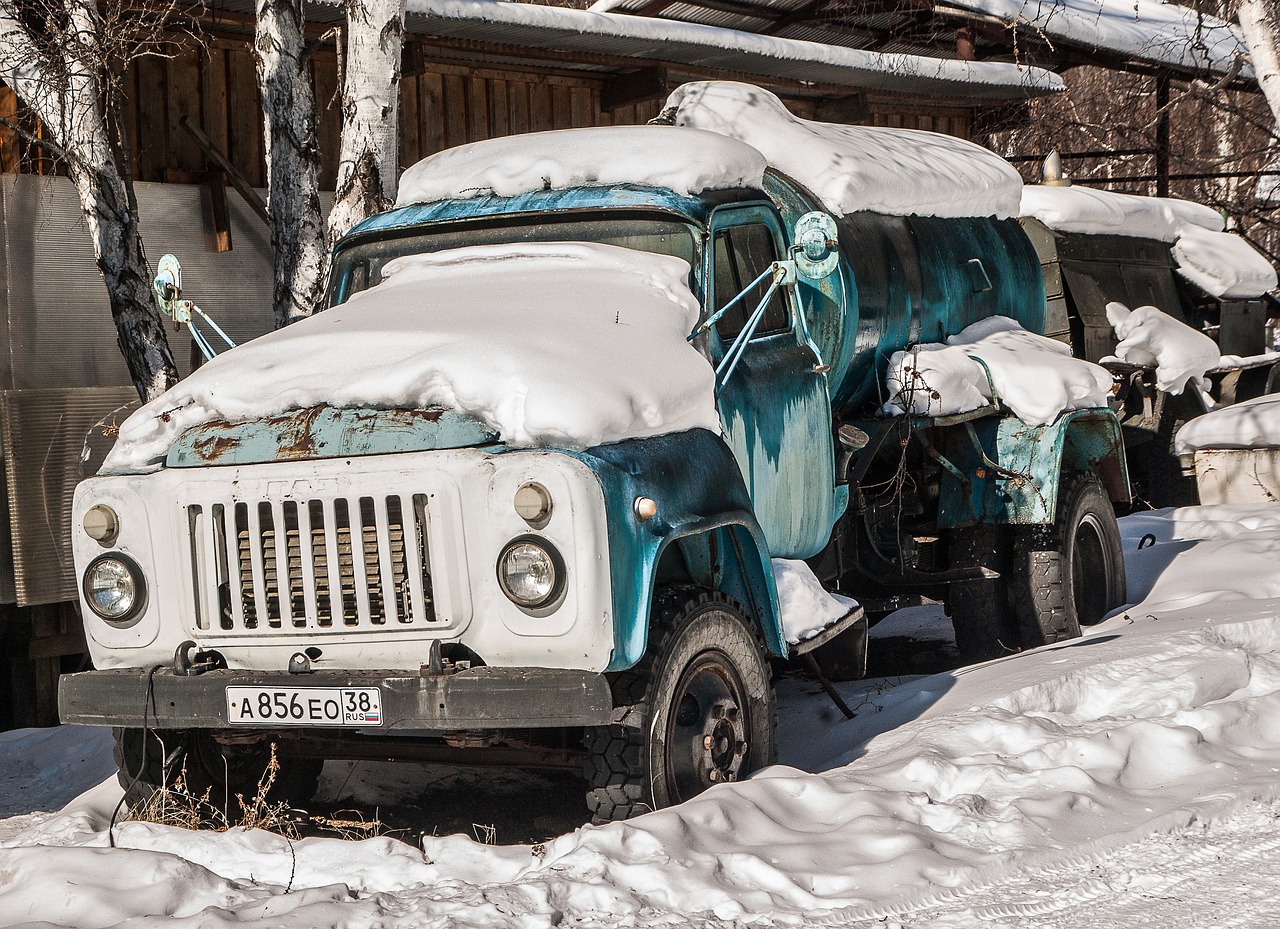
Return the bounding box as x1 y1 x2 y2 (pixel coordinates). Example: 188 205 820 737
379 0 1062 99
592 0 1250 80
265 0 1061 98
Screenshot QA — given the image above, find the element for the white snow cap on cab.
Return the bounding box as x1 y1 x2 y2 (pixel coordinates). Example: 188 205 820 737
101 242 719 474
661 81 1024 219
395 124 767 207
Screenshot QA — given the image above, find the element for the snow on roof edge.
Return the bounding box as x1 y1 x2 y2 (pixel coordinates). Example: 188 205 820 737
396 0 1065 99
900 0 1248 81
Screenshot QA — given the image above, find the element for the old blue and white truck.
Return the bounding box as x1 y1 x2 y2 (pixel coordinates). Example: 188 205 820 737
58 82 1129 822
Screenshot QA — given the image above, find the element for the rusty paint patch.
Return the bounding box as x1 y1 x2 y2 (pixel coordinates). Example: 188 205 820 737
277 405 326 459
192 433 243 462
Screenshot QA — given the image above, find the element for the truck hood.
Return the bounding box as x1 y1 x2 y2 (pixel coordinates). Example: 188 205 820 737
101 242 719 475
164 405 498 467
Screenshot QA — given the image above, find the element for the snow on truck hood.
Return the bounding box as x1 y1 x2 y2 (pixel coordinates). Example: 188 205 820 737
100 243 719 475
395 124 767 207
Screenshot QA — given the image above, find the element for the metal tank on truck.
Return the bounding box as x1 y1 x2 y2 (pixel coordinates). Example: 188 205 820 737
58 82 1130 822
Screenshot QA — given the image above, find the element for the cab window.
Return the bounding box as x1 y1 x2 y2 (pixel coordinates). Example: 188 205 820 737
712 222 790 341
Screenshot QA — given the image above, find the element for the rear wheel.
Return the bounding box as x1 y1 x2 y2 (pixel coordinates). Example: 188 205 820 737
1010 472 1125 647
583 589 775 823
947 524 1020 664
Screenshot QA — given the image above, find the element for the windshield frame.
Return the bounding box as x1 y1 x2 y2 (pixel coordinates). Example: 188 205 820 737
326 208 706 310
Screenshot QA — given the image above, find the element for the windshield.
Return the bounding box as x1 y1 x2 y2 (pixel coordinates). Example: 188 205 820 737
329 214 700 305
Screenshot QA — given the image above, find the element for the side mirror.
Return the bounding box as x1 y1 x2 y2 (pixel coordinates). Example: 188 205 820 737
153 253 183 316
792 212 839 280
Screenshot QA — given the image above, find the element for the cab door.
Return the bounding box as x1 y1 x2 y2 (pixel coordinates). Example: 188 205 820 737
708 205 838 560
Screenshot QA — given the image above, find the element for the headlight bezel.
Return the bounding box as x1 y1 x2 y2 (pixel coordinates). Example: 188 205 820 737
82 552 147 627
496 536 566 612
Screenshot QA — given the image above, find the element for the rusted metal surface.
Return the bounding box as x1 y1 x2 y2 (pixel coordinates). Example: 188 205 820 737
168 406 495 467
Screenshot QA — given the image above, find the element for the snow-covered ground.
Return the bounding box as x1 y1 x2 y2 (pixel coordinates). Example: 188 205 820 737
4 503 1280 927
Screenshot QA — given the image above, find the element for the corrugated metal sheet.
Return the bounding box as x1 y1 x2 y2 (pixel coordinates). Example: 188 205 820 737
0 174 276 391
1 387 138 605
0 174 279 606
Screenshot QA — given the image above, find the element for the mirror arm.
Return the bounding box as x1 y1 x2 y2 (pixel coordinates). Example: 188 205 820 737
688 263 775 342
715 263 789 394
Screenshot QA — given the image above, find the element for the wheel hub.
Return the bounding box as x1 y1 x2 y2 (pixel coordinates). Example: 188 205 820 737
665 651 752 802
701 701 747 783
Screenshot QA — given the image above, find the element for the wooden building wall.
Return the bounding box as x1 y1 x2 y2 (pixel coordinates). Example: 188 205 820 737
0 37 974 186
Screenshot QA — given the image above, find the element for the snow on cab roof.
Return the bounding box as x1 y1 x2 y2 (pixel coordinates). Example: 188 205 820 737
395 125 767 208
1022 185 1278 299
662 81 1024 220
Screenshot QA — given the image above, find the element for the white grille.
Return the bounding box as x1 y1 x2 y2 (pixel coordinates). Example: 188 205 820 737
186 493 442 634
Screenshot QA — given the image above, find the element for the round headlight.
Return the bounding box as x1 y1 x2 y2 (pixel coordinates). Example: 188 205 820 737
82 554 146 625
497 538 563 608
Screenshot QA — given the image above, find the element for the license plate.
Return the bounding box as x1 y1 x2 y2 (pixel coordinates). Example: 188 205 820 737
225 686 383 726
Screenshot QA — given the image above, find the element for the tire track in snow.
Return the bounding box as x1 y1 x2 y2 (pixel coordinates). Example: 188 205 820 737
845 796 1280 928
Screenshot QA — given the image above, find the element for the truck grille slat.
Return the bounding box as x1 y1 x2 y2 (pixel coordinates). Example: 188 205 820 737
186 493 437 635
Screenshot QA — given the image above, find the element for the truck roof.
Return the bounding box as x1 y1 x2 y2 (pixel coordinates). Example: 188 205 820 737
392 81 1025 222
395 124 767 210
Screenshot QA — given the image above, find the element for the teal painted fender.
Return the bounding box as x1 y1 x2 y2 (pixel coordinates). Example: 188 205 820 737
935 409 1130 527
568 429 785 670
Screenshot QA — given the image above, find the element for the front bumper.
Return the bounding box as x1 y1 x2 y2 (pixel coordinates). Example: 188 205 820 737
59 666 614 730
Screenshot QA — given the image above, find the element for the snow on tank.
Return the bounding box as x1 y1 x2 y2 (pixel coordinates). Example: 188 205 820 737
1022 185 1278 299
659 81 1024 220
394 124 767 207
101 243 719 474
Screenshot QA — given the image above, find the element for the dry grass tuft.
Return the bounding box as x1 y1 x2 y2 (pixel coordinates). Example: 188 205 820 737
128 743 388 841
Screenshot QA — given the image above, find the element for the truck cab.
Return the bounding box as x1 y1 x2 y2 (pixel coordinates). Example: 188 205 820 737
60 83 1130 822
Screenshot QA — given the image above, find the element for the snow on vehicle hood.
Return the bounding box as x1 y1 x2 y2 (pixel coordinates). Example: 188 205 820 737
394 124 767 207
662 81 1024 219
100 243 719 474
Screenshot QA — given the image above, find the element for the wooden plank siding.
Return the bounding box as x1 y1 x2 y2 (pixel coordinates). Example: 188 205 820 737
0 39 975 186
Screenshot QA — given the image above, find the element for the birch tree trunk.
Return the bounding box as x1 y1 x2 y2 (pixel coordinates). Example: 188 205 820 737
1239 0 1280 203
255 0 328 328
326 0 404 243
0 0 177 401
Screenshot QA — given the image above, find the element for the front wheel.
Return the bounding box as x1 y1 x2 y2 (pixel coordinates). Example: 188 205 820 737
583 589 775 823
1010 472 1126 648
113 728 323 812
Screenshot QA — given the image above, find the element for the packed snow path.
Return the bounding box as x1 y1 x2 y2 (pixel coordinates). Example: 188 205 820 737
3 506 1280 927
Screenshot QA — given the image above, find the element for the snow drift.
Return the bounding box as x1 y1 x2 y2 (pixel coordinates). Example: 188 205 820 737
7 506 1280 927
102 243 719 474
